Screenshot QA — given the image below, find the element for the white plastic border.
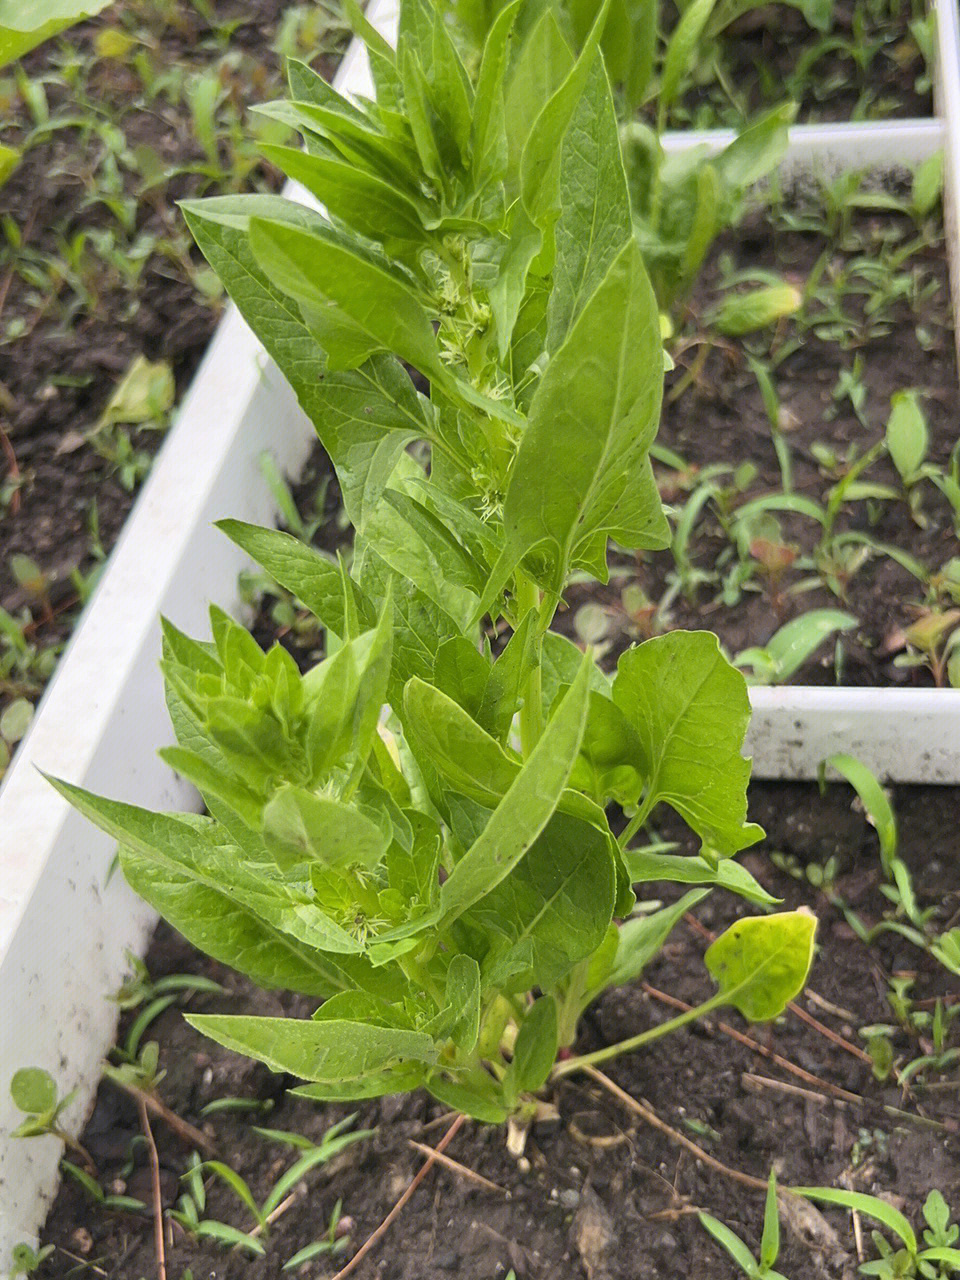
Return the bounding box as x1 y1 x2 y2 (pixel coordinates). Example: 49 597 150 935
0 7 395 1264
0 0 957 1265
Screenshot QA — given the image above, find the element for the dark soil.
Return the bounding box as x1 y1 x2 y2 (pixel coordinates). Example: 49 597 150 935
32 780 960 1279
0 1 345 722
669 0 932 128
559 197 960 687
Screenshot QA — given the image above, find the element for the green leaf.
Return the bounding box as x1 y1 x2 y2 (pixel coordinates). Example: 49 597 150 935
885 390 928 482
217 520 374 638
660 0 718 113
439 653 592 926
520 4 611 235
185 1015 437 1084
0 0 114 68
699 1213 760 1275
48 779 392 998
736 610 857 685
713 102 795 192
471 0 522 189
262 788 391 871
546 54 632 353
761 1169 780 1271
704 909 817 1021
608 889 710 987
502 236 668 594
425 1072 508 1123
503 9 573 186
465 812 616 993
711 283 802 336
508 996 558 1097
790 1189 916 1254
623 848 779 906
825 754 896 875
613 632 763 855
248 217 445 385
439 955 481 1053
912 151 943 217
260 144 426 245
10 1067 58 1115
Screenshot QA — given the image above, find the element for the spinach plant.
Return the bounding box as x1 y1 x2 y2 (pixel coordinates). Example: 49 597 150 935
443 0 798 314
55 0 815 1126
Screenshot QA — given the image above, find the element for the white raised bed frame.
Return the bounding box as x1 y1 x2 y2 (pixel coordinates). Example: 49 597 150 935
1 0 959 1267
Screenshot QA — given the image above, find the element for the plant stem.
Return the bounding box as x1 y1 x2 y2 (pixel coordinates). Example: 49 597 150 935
619 793 657 849
552 990 726 1078
516 572 543 757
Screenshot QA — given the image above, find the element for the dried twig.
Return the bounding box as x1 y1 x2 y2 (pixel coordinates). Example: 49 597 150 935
641 982 864 1105
0 422 19 515
108 1078 215 1153
330 1113 466 1280
135 1094 167 1280
407 1139 508 1196
579 1065 769 1192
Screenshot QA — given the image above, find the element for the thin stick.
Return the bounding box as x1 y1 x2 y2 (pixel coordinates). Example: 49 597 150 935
136 1094 167 1280
641 982 864 1104
407 1140 509 1196
246 1188 303 1242
58 1249 108 1276
683 914 872 1065
109 1078 215 1153
743 1072 834 1107
786 1001 872 1065
580 1065 768 1192
330 1113 466 1280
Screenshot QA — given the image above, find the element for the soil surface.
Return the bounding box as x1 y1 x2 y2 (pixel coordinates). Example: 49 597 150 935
558 196 960 688
0 0 345 726
670 0 932 128
31 781 960 1279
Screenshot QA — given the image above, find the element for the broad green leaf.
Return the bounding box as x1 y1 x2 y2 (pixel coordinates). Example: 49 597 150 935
503 9 573 186
886 390 928 482
248 217 445 385
259 144 426 245
502 236 668 594
184 199 435 526
49 779 392 997
185 1015 437 1084
613 632 763 854
607 889 710 987
292 1063 426 1101
217 520 374 638
507 996 558 1097
790 1189 916 1254
262 788 390 870
425 1072 508 1123
479 608 539 740
466 812 616 993
360 489 480 631
713 102 795 192
438 954 481 1053
403 677 515 806
704 909 817 1021
569 691 644 805
439 654 592 925
432 637 491 728
546 54 632 353
624 848 779 906
0 0 113 68
912 150 943 217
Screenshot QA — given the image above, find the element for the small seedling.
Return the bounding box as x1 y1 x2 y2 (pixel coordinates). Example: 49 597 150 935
700 1169 789 1278
8 1242 54 1276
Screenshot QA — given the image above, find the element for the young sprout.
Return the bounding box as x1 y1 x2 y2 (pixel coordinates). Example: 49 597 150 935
699 1168 789 1279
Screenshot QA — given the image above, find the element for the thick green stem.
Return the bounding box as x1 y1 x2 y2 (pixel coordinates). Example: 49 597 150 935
516 573 544 758
552 990 726 1078
619 792 657 849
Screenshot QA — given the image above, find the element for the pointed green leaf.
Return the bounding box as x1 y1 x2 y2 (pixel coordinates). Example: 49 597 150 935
613 632 763 855
705 909 817 1021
